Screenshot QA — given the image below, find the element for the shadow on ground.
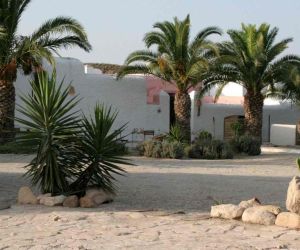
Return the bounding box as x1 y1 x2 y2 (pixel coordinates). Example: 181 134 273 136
0 171 290 215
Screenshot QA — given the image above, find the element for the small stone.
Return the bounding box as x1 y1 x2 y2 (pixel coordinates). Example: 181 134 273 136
275 212 300 229
79 196 97 208
242 207 276 225
85 188 115 205
286 176 300 214
37 193 51 204
40 195 66 206
17 186 38 205
210 204 245 219
239 198 261 209
63 195 79 208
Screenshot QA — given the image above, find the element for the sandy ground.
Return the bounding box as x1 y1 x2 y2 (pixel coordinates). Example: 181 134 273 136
0 147 300 249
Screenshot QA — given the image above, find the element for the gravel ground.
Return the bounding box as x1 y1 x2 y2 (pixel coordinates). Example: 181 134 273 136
0 147 300 249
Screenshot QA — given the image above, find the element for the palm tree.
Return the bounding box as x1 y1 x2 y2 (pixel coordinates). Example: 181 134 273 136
117 15 221 142
201 23 300 142
0 0 91 142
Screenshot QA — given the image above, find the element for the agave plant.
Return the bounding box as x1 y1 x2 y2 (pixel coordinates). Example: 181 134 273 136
15 71 81 194
166 123 185 143
70 104 131 194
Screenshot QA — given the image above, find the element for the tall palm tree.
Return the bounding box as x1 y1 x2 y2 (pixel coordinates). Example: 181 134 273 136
201 23 300 142
0 0 92 142
117 15 221 142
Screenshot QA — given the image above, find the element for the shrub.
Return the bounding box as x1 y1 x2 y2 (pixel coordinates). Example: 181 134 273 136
16 72 131 195
140 140 184 159
166 123 185 143
136 142 145 156
70 104 131 194
15 72 81 194
196 130 212 141
168 141 184 159
185 138 233 159
230 135 261 156
143 141 156 157
239 135 261 156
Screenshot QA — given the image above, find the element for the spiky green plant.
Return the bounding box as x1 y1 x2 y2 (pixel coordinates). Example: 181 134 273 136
201 23 300 142
166 123 185 143
15 71 81 194
117 15 221 142
0 0 91 142
70 104 131 194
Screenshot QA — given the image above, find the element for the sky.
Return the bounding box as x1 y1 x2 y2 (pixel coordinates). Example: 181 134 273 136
19 0 300 64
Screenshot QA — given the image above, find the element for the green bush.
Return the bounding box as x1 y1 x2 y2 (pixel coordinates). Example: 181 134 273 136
168 141 184 159
184 138 233 159
230 135 261 156
166 123 185 143
136 142 145 156
195 130 212 141
140 140 184 159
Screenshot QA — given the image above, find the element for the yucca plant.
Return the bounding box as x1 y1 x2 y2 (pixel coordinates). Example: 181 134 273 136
70 104 131 194
15 71 81 194
166 123 185 143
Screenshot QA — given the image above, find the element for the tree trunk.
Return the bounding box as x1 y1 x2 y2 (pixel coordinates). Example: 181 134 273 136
174 90 191 142
244 91 264 142
0 80 15 143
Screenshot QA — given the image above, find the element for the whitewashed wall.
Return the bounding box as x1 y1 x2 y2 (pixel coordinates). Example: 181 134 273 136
14 57 300 143
191 93 300 142
14 58 169 140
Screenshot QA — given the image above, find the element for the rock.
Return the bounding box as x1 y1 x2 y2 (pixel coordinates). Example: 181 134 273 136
85 188 115 204
239 198 261 209
275 212 300 229
210 204 245 219
79 196 97 208
63 195 79 208
242 207 276 225
40 195 66 206
286 176 300 214
37 193 51 204
258 205 281 215
17 186 38 205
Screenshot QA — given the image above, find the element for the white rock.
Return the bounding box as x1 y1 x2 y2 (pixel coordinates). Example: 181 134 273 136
239 198 261 209
85 188 115 205
211 204 245 219
17 186 38 205
37 193 51 204
40 195 66 206
242 207 276 225
275 212 300 229
286 176 300 214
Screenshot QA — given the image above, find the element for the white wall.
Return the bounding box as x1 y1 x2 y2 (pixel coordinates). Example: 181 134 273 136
14 57 169 140
270 124 296 146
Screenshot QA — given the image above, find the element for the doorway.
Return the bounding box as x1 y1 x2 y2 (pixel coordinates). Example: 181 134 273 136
169 93 176 128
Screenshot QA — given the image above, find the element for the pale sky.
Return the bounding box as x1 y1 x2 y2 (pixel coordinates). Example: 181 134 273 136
19 0 300 64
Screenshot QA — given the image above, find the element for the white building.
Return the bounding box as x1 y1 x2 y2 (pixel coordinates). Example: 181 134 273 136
14 57 300 143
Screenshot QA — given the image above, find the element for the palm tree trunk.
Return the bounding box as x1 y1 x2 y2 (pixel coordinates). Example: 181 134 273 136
0 80 15 143
174 90 191 142
244 91 264 142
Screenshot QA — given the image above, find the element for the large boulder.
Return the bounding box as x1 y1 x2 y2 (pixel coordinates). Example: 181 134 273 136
40 195 66 206
275 212 300 229
242 207 276 225
239 198 261 209
63 195 79 208
211 204 245 219
286 176 300 214
17 186 38 205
